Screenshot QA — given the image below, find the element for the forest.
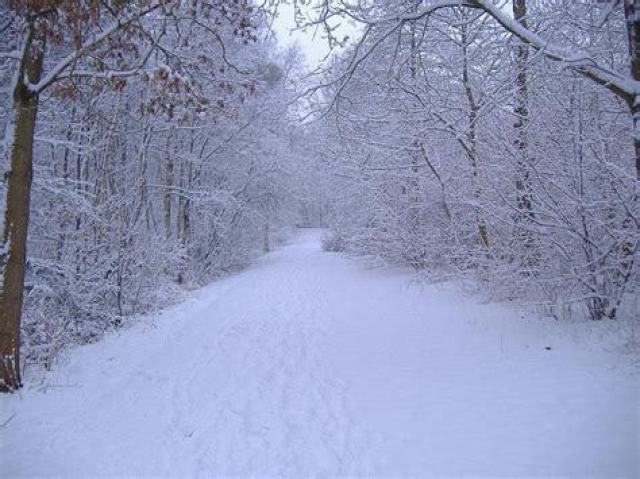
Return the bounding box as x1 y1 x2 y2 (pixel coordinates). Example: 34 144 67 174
0 0 638 414
315 0 639 322
1 1 638 476
1 0 638 390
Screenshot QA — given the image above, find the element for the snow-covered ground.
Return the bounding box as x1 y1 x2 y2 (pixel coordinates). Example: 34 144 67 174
1 230 638 477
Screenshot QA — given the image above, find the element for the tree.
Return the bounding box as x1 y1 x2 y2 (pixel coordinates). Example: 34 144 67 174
310 0 640 179
312 0 637 320
0 0 257 391
512 0 535 264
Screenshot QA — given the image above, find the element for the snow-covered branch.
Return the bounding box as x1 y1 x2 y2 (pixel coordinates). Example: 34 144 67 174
28 2 162 94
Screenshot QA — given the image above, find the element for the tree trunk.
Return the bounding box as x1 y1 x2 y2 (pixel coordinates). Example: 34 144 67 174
513 0 536 256
263 210 270 253
624 0 640 180
164 129 174 240
182 162 191 246
460 23 490 250
406 14 425 265
0 32 44 392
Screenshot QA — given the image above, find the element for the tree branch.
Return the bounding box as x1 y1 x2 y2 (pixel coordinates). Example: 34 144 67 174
28 2 162 94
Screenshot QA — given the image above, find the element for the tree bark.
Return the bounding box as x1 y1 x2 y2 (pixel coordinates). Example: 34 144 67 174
513 0 535 255
164 129 174 240
263 210 271 253
182 162 191 246
0 31 44 392
460 22 490 250
623 0 640 180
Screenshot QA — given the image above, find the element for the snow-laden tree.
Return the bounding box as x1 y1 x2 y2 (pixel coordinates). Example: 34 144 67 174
304 0 640 178
0 0 302 391
311 0 638 321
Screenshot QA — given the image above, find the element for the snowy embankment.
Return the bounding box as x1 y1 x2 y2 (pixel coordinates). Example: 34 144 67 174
1 230 638 477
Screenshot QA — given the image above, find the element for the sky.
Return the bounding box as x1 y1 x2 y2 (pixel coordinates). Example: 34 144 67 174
270 3 359 69
268 0 517 68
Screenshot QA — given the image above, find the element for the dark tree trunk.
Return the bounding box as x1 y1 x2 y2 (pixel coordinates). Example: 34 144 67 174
513 0 535 255
0 32 44 392
164 129 174 240
623 0 640 180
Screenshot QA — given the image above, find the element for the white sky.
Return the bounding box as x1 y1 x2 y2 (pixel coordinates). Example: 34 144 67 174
269 1 516 69
270 3 359 69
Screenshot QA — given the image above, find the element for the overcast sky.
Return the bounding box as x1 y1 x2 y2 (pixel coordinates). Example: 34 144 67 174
270 3 359 69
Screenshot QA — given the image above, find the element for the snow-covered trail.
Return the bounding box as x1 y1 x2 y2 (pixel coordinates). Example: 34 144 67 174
1 230 638 477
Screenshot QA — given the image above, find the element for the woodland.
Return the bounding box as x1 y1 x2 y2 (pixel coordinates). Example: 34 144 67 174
0 0 638 393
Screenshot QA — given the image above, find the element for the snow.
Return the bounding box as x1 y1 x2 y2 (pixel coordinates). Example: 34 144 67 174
1 229 638 477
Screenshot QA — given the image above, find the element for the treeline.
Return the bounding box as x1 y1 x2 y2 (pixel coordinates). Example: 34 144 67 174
0 1 304 382
312 1 638 321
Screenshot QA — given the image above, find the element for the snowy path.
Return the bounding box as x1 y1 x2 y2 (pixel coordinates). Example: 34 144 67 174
1 230 638 477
